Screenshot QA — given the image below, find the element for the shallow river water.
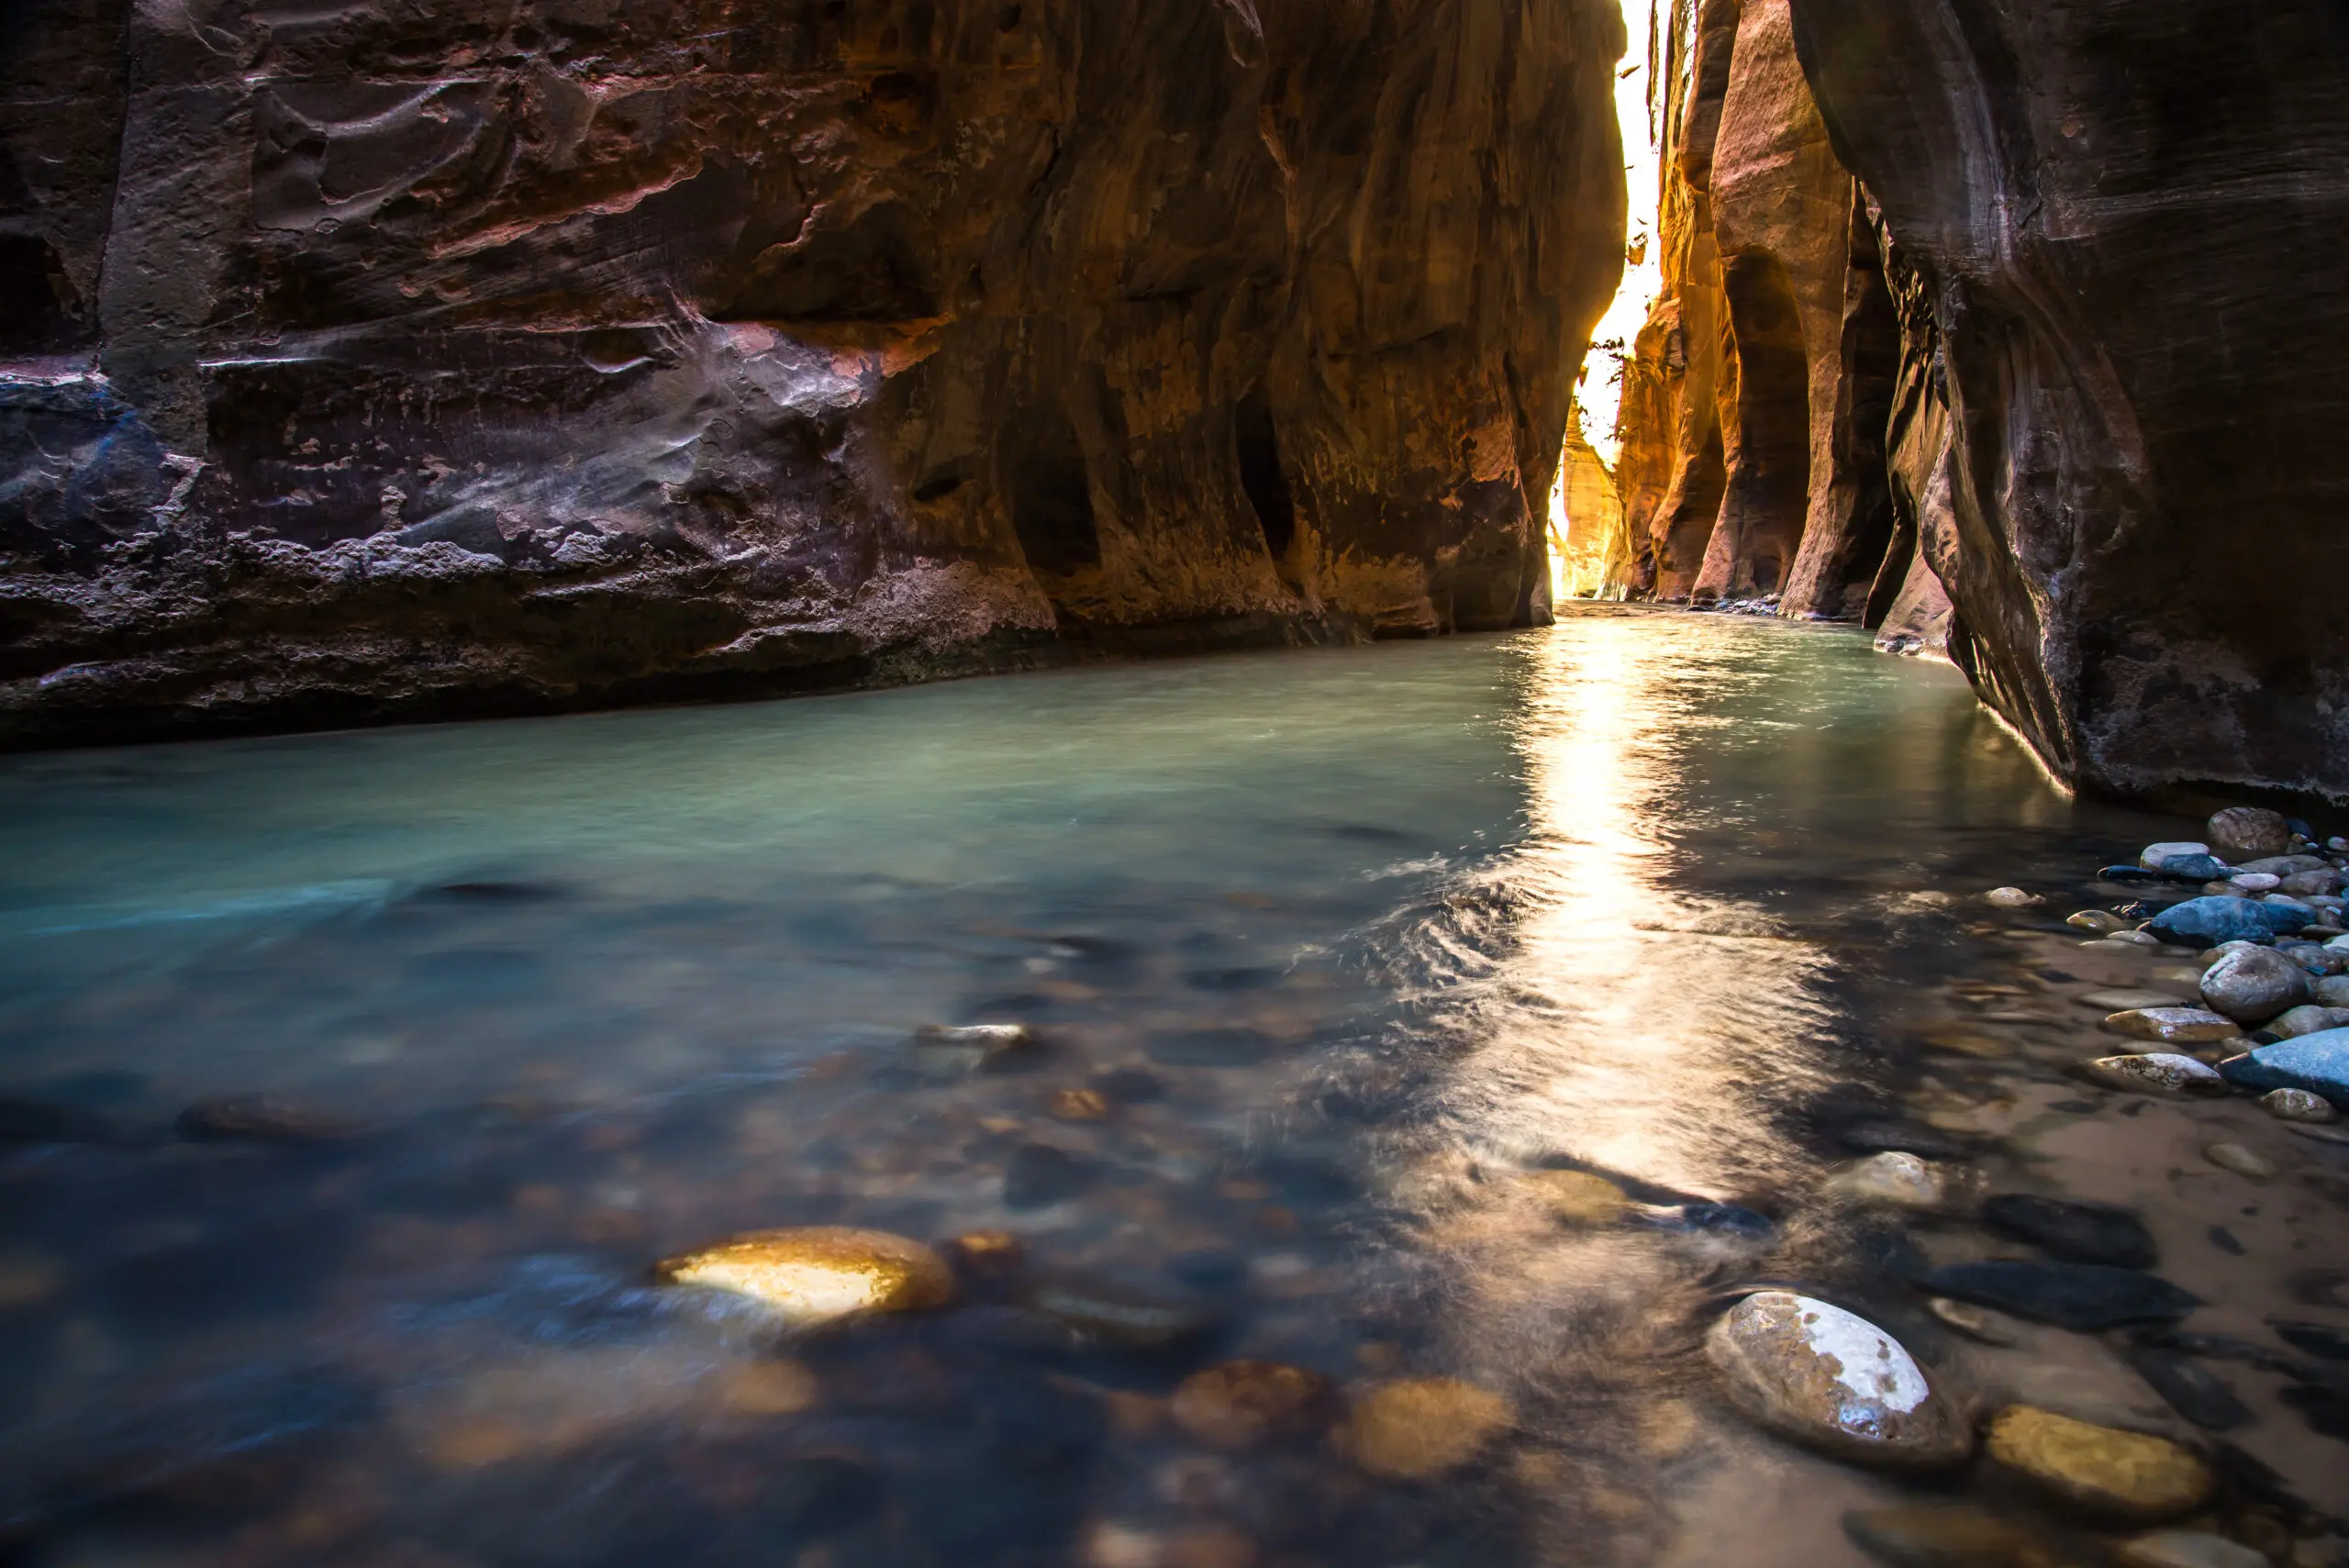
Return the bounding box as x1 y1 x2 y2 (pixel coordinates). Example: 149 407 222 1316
0 607 2342 1567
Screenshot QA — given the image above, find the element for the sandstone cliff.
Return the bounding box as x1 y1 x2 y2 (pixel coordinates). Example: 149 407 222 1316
1787 0 2349 800
0 0 1626 743
1610 0 1898 617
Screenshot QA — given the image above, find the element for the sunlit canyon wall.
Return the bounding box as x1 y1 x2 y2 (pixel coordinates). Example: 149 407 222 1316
1605 0 2349 802
0 0 1625 744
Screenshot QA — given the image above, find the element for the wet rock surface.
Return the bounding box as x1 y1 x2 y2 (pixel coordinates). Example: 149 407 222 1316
1984 1407 2214 1522
0 0 1628 745
1980 1195 2155 1270
1921 1262 2199 1332
1705 1291 1971 1469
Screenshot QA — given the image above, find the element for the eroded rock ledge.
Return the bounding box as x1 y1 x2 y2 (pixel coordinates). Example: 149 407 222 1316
0 0 1625 744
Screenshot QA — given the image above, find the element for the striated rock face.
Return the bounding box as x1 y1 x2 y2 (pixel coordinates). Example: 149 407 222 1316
1787 0 2349 798
1610 0 1898 617
0 0 1625 744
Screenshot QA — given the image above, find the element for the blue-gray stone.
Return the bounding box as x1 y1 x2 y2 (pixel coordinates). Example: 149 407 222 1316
2148 896 2314 947
2150 852 2229 882
2216 1029 2349 1107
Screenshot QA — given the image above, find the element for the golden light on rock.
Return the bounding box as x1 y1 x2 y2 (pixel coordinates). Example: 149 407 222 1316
1985 1407 2214 1521
1337 1378 1511 1479
654 1226 955 1326
1522 1168 1631 1226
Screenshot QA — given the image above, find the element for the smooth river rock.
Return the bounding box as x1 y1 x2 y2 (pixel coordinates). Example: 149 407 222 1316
1921 1262 2199 1331
2261 1087 2340 1123
2138 842 2210 873
2198 946 2310 1023
2206 809 2293 863
2147 898 2302 949
2077 1054 2227 1098
1979 1195 2154 1270
1823 1151 1948 1210
1704 1292 1972 1469
655 1227 956 1326
2265 1005 2349 1040
1337 1377 1512 1480
1170 1361 1335 1450
1842 1505 2073 1568
2102 1008 2240 1047
1983 1406 2214 1522
2216 1030 2349 1107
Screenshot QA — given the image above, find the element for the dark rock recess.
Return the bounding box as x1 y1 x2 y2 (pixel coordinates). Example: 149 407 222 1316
0 0 1627 744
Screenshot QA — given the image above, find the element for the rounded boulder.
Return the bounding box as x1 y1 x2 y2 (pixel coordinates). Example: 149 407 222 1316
1704 1292 1972 1469
2208 807 2291 862
2199 946 2310 1022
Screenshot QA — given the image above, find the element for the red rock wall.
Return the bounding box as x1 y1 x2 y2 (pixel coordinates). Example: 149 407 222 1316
0 0 1626 743
1613 0 1904 619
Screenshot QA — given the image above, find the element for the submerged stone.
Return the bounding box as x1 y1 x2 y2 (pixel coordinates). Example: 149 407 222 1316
1824 1151 1948 1209
1022 1273 1211 1348
2261 1086 2339 1122
2200 1142 2277 1180
2116 1532 2268 1568
1981 1194 2156 1269
654 1226 955 1326
2125 1349 2249 1430
1169 1361 1335 1449
1921 1262 2199 1330
1523 1168 1630 1225
1704 1292 1971 1470
1984 1406 2214 1521
2078 989 2193 1012
1986 887 2043 908
914 1022 1040 1074
1337 1377 1511 1479
2270 1319 2349 1360
1927 1296 2020 1346
2216 1029 2349 1106
1842 1504 2076 1568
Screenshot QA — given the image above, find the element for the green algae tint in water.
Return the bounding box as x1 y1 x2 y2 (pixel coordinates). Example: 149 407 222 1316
0 607 2341 1568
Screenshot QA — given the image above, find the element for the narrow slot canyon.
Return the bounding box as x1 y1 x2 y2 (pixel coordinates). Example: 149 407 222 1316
1 6 2347 1568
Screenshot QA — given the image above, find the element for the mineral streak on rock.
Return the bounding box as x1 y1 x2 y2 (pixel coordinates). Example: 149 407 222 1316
0 0 1628 744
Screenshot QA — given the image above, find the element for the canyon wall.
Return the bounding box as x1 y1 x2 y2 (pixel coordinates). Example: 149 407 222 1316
1787 0 2349 800
1616 0 2349 799
0 0 1626 744
1611 0 1898 616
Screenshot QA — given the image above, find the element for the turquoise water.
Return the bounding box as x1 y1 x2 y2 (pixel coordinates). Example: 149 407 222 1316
0 609 2337 1565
